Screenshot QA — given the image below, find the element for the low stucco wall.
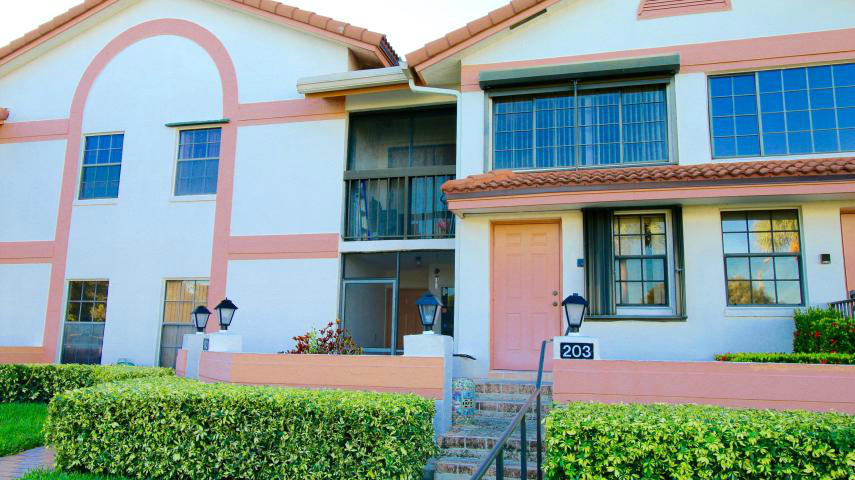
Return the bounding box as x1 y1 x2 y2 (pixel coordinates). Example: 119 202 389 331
195 351 445 399
553 359 855 413
0 346 46 364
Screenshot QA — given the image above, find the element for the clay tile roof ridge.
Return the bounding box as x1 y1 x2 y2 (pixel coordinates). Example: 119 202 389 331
442 157 855 195
0 0 399 67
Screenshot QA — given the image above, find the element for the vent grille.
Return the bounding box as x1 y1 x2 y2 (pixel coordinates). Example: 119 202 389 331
637 0 732 19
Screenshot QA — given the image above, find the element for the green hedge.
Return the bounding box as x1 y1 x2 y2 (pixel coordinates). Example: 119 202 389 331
46 377 437 480
794 307 855 354
716 352 855 364
0 364 173 403
545 402 855 480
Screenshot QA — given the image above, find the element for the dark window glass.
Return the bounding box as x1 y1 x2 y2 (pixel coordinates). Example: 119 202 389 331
494 85 668 170
613 214 668 306
61 280 108 365
721 210 803 305
80 134 123 199
175 128 220 196
345 109 455 240
710 62 855 158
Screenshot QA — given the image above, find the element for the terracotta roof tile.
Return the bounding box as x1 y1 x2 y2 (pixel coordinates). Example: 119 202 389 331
0 0 399 67
442 157 855 196
405 0 557 69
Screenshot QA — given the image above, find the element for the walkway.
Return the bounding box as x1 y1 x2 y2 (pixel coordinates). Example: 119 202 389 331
0 448 54 480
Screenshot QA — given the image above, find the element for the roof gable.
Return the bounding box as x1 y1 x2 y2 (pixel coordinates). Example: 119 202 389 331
405 0 558 73
0 0 399 69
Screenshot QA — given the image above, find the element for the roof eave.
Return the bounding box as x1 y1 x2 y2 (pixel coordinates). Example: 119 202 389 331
297 65 407 95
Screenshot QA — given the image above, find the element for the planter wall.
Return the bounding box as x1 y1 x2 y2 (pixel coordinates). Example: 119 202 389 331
553 359 855 413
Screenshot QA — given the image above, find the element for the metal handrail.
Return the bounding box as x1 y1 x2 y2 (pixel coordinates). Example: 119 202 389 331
829 298 855 319
470 339 552 480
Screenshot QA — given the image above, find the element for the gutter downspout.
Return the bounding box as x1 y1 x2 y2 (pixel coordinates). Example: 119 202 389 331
402 65 467 363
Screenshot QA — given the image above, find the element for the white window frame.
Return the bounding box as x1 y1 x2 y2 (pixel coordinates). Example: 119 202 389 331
76 131 124 204
171 126 222 200
613 209 677 317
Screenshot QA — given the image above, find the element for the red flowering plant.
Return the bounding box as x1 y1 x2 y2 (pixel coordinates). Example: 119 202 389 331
793 307 855 354
289 320 363 355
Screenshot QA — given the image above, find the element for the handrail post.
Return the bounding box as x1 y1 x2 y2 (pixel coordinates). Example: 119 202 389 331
520 412 527 478
496 447 504 480
536 393 542 480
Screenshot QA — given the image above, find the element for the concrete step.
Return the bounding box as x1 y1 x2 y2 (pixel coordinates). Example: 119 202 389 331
472 379 553 396
475 393 552 416
435 455 539 480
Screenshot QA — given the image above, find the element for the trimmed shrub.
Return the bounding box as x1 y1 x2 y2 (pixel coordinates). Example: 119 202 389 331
0 364 173 403
545 402 855 480
716 352 855 364
794 307 855 354
46 377 437 480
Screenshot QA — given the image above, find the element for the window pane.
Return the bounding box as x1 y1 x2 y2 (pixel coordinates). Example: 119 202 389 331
616 259 642 281
773 232 801 253
726 257 749 280
721 212 747 232
619 282 643 305
643 282 666 305
643 258 665 281
644 235 666 255
770 210 799 231
345 178 405 239
618 216 641 234
722 232 748 254
728 281 752 305
619 235 641 255
748 232 774 253
774 257 800 280
750 257 774 280
751 281 776 304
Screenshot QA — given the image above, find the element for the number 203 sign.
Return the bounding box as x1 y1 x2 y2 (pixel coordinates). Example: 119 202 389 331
559 342 595 359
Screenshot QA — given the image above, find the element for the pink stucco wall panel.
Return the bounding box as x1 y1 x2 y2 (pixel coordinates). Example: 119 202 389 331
553 360 855 413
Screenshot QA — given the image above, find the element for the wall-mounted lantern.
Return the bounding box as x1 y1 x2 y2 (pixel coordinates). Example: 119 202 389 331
215 298 238 331
416 291 442 334
561 293 588 335
192 306 211 334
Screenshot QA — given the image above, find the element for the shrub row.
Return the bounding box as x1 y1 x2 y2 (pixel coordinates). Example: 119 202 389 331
0 364 173 403
46 377 437 480
794 307 855 354
716 352 855 364
545 402 855 480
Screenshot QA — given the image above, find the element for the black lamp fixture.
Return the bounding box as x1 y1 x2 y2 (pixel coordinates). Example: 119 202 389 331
416 291 442 334
215 298 238 331
561 293 588 335
192 305 211 334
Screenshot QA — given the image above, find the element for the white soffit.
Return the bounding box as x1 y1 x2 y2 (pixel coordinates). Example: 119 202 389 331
297 65 408 94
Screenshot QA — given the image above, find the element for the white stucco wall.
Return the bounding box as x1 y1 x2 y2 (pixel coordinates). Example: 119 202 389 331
463 0 855 67
0 264 51 347
0 0 351 122
453 200 854 374
0 140 65 242
231 120 346 236
225 258 340 354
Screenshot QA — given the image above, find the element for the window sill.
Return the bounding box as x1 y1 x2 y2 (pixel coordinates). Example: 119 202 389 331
586 315 687 322
170 194 216 203
724 307 797 318
73 199 118 207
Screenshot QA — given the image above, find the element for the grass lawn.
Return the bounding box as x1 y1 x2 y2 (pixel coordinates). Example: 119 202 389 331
0 403 48 457
21 470 127 480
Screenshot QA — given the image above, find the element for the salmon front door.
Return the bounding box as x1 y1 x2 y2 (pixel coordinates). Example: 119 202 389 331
492 222 562 371
842 213 855 295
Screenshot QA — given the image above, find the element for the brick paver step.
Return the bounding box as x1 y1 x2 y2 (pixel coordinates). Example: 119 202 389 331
435 455 538 480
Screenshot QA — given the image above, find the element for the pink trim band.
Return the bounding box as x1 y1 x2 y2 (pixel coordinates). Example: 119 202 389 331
0 347 47 364
637 0 731 20
227 234 339 260
0 119 69 143
461 28 855 91
0 241 55 264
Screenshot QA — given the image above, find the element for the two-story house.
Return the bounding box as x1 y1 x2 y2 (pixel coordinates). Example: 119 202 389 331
1 0 854 379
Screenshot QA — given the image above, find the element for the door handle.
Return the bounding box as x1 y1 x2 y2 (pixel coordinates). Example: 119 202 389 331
552 291 559 296
552 301 559 307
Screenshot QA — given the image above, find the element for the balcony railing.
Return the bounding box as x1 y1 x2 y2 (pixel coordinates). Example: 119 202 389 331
829 296 855 319
344 168 455 241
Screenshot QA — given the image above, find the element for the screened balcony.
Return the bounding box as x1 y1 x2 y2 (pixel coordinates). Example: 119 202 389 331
344 108 456 241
